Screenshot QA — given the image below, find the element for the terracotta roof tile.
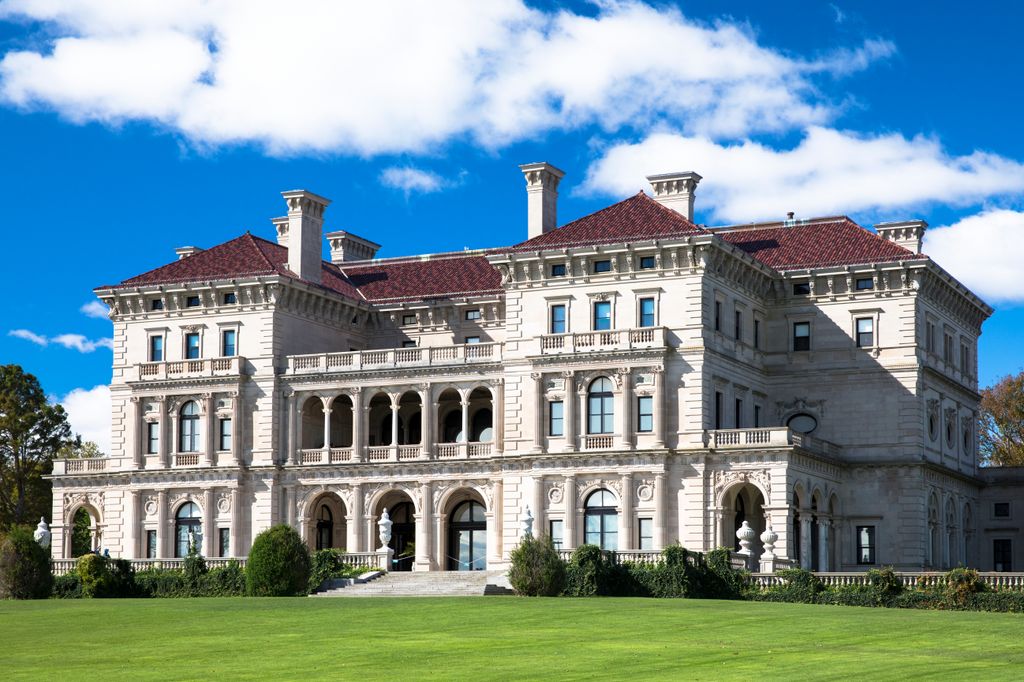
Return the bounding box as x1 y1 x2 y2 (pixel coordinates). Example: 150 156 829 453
719 219 926 271
341 254 503 303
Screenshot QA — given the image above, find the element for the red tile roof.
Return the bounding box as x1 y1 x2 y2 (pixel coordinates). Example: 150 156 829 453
719 219 926 271
341 254 503 303
509 192 708 251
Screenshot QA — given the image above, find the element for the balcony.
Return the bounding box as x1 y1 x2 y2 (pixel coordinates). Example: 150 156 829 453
287 343 503 376
294 441 495 465
538 327 667 355
52 458 108 475
705 427 841 458
136 356 245 382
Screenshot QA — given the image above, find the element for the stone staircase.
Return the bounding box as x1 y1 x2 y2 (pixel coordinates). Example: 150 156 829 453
313 570 514 597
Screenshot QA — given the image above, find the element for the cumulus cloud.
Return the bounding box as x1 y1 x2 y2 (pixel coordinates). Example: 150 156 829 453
380 166 447 195
582 127 1024 223
0 1 893 154
8 328 113 352
80 300 109 318
59 384 111 454
924 210 1024 305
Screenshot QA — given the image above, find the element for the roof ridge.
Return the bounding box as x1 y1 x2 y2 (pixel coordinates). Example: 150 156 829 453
246 232 280 271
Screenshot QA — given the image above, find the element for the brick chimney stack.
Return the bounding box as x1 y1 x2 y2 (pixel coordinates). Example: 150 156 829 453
281 189 330 284
520 162 565 240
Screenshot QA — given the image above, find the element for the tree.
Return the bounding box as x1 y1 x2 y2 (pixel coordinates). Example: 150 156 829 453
979 371 1024 466
0 365 74 529
57 439 104 460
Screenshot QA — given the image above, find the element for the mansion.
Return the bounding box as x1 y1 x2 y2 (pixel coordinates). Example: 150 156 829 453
49 162 1022 574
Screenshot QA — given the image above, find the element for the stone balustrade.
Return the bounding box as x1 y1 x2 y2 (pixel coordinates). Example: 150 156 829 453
136 356 245 382
749 571 1024 590
52 458 108 475
705 427 842 458
51 557 249 577
287 342 503 375
295 441 497 464
539 326 667 355
555 549 668 565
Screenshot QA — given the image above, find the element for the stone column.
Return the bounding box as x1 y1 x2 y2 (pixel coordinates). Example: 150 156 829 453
346 484 363 552
653 473 667 550
169 410 180 467
229 487 241 558
653 368 666 448
487 479 503 566
577 386 588 449
818 519 830 572
156 490 168 558
563 475 576 550
619 472 633 548
352 389 365 462
390 394 400 461
231 391 242 466
493 381 504 454
416 482 433 571
203 489 216 557
131 397 144 469
287 392 299 465
203 393 216 467
618 370 633 450
434 512 446 570
532 476 545 538
157 397 169 468
126 489 140 558
460 394 470 457
322 399 332 455
800 513 813 570
532 373 545 452
563 371 577 452
285 487 297 528
420 386 433 458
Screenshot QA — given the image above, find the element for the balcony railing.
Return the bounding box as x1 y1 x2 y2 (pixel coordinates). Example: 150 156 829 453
583 435 615 450
174 453 200 467
287 343 503 375
52 458 108 475
539 327 667 355
137 356 245 381
293 441 496 464
705 427 841 458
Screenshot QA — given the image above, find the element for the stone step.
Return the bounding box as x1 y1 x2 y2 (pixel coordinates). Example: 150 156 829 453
312 570 513 598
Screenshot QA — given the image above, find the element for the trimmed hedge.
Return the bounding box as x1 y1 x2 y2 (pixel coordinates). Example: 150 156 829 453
308 549 371 593
246 525 311 596
0 526 53 599
134 562 246 598
508 535 566 597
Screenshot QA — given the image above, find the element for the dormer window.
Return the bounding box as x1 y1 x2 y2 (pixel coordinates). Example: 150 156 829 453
593 260 612 274
550 263 567 277
465 309 481 321
639 256 655 270
792 281 810 296
855 278 874 291
185 295 201 308
150 299 164 311
223 293 237 305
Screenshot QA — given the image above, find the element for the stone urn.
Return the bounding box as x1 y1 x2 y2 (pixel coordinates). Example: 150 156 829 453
736 520 756 556
377 508 393 550
33 517 51 550
760 525 778 559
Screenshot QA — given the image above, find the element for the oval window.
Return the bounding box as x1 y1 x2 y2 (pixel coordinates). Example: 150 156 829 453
928 414 938 442
787 413 818 434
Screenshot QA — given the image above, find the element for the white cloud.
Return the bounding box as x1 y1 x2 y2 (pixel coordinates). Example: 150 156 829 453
582 127 1024 223
924 210 1024 305
8 328 48 345
80 300 109 319
8 328 113 352
59 384 111 454
380 166 446 195
0 1 893 154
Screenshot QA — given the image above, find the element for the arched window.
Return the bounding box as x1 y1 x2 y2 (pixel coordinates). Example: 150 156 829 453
471 408 493 442
448 500 487 571
316 505 333 550
175 502 202 558
584 489 618 550
587 377 614 435
180 401 200 452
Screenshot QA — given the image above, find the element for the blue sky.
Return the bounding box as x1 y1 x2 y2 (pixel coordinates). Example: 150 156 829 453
1 1 1022 450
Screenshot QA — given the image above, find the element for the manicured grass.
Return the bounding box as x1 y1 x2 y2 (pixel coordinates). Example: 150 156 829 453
3 597 1023 680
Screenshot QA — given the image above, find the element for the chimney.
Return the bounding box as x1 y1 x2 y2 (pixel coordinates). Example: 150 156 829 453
874 219 927 254
325 230 381 264
175 246 203 260
271 216 289 246
647 171 702 221
281 189 330 284
519 162 565 239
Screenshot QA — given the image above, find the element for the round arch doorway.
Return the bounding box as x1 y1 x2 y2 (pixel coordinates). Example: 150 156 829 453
448 500 486 571
388 502 416 572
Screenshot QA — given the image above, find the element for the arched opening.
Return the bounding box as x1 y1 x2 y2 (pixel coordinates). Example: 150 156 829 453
945 499 957 568
811 493 822 572
723 483 766 558
317 506 334 550
329 395 354 448
792 489 802 567
301 397 325 449
309 492 347 552
398 391 422 445
175 502 202 558
587 377 614 435
438 389 463 443
376 492 415 571
70 507 99 557
448 499 487 571
928 495 940 568
829 494 840 570
179 400 200 452
467 387 493 442
962 502 974 566
584 488 618 550
368 393 393 446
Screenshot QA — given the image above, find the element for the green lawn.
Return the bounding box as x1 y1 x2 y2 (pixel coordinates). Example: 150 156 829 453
2 597 1022 680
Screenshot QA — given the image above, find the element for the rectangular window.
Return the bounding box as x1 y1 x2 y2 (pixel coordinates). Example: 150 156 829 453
855 277 874 291
639 255 656 270
960 344 970 373
401 340 416 348
793 322 810 351
793 281 811 295
550 263 567 277
402 314 416 326
734 310 742 340
637 396 653 432
994 539 1013 572
714 391 723 430
219 418 232 451
944 333 954 364
149 335 164 362
754 405 761 428
185 332 201 359
464 336 481 344
857 526 876 565
465 309 481 321
994 502 1011 518
593 259 612 273
222 329 237 357
856 317 874 348
150 299 164 311
735 398 743 429
219 528 230 558
185 295 201 308
549 520 564 549
223 292 237 305
146 530 157 559
753 319 761 350
714 300 722 332
925 321 936 353
549 401 564 437
550 304 566 334
639 298 655 328
146 422 159 455
593 301 612 330
638 518 654 550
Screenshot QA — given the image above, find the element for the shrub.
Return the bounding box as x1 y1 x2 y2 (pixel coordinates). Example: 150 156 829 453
246 525 311 596
508 535 566 597
76 554 111 598
135 567 187 598
635 545 695 598
203 561 246 597
866 566 904 606
52 573 82 599
756 568 823 604
702 547 748 599
0 526 53 599
183 549 208 591
564 544 606 597
943 567 986 609
968 591 1024 613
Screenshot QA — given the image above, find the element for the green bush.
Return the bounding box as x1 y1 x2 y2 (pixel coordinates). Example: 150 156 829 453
203 561 246 596
183 549 208 591
755 568 824 604
135 567 187 598
866 566 904 605
135 561 245 598
246 525 311 596
702 547 749 599
943 567 986 609
967 591 1024 613
76 554 110 598
564 544 606 597
308 549 367 593
0 526 53 599
52 573 82 599
508 535 566 597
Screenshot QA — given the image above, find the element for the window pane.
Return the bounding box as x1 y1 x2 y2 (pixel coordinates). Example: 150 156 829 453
219 418 232 451
185 333 200 359
150 336 163 362
856 277 874 290
549 401 564 436
222 330 236 356
549 520 563 548
793 322 810 351
550 263 566 277
639 298 655 327
639 256 655 269
637 396 653 432
639 518 653 550
593 301 611 330
593 260 611 273
550 305 566 334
